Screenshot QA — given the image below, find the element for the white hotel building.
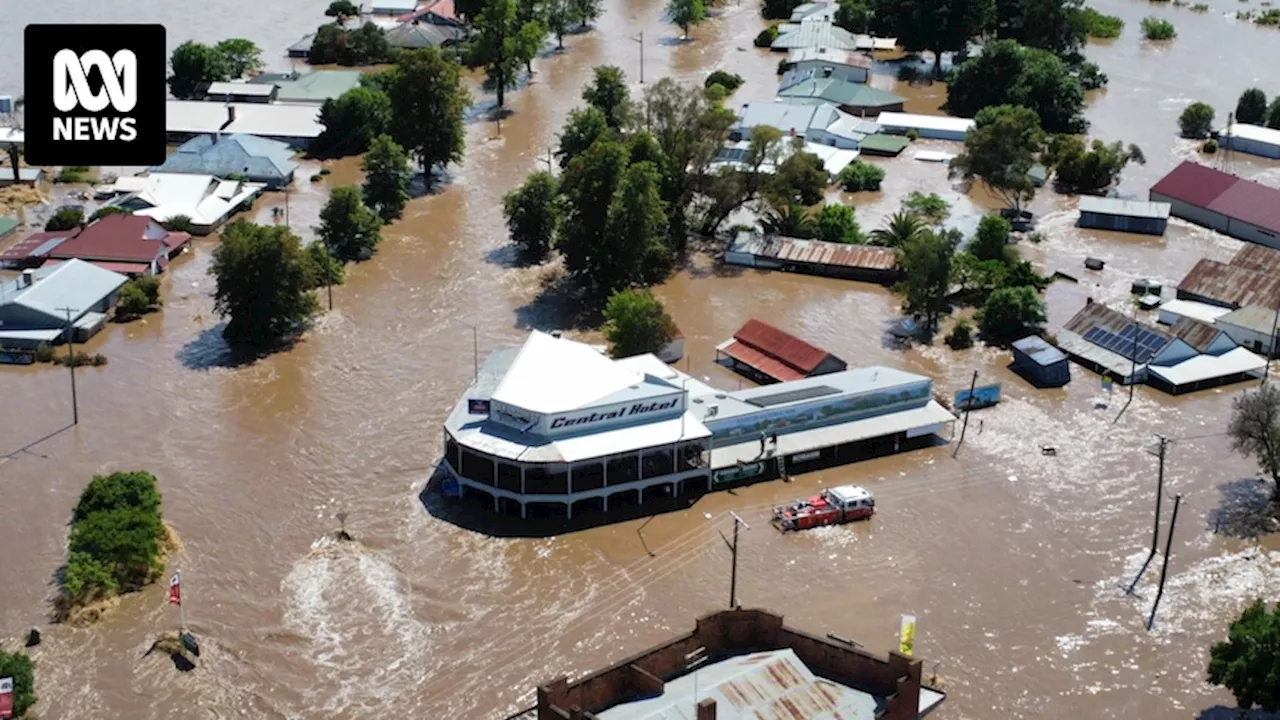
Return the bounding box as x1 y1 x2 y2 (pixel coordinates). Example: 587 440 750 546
442 331 956 520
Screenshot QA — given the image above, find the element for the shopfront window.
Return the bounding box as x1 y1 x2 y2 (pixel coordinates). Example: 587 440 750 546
572 462 604 492
461 449 495 485
607 455 639 485
496 462 522 493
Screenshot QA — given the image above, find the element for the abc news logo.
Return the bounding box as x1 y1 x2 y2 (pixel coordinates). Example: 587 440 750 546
24 24 166 166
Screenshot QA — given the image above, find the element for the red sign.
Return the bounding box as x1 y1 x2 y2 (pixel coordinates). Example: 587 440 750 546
0 676 14 719
168 572 182 606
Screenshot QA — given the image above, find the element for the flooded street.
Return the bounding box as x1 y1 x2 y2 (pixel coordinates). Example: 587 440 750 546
4 0 1280 718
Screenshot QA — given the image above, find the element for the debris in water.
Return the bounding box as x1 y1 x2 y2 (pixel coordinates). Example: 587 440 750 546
25 628 40 647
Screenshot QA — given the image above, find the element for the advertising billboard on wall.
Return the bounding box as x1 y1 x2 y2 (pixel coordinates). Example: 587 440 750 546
468 398 491 415
954 384 1001 411
705 380 932 440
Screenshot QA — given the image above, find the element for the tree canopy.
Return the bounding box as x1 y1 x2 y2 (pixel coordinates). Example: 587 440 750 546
310 22 394 65
362 134 413 223
766 150 828 207
668 0 708 37
1179 101 1215 139
61 470 166 613
871 211 929 248
45 206 84 231
315 87 392 158
1228 383 1280 497
946 39 1087 134
603 288 677 358
582 65 632 129
871 0 995 76
977 285 1045 340
1208 599 1280 712
471 0 543 107
214 38 263 78
996 0 1087 58
950 104 1046 211
812 203 864 243
384 49 471 178
569 0 603 27
503 170 560 261
1236 88 1268 125
969 214 1014 263
168 41 230 99
893 228 957 330
211 221 318 347
0 649 35 718
318 186 383 262
1041 135 1144 194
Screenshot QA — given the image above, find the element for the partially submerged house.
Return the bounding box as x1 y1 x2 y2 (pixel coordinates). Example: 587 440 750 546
1150 161 1280 249
101 173 267 235
731 100 878 149
771 19 860 51
1057 300 1265 393
0 259 129 355
1076 197 1171 236
716 318 847 384
874 112 974 141
724 229 900 284
778 69 905 117
151 133 299 189
1220 123 1280 160
711 139 860 178
1010 336 1071 388
250 70 365 104
784 47 871 83
165 101 324 149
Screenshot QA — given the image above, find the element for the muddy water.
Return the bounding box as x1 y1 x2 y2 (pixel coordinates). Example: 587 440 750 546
4 0 1280 718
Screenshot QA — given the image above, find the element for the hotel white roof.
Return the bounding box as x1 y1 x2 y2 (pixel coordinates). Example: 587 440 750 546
491 331 675 414
166 101 324 139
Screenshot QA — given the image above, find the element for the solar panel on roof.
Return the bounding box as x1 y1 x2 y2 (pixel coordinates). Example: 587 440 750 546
1083 324 1168 363
746 385 840 407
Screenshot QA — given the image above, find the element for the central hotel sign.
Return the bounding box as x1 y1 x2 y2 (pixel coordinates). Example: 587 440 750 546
548 396 682 432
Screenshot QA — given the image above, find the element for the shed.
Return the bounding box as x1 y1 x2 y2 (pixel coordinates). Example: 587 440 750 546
715 319 847 384
1077 197 1171 236
0 167 43 187
778 76 906 116
1011 335 1071 387
856 134 910 157
1149 161 1280 249
0 216 17 242
1221 123 1280 160
204 81 277 104
1215 305 1279 356
724 230 900 283
873 111 974 141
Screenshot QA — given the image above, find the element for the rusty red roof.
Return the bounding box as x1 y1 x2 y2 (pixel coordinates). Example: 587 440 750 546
1168 316 1222 353
721 341 807 382
731 319 842 377
1230 244 1280 273
1177 258 1280 309
0 230 75 262
1149 161 1238 207
1207 179 1280 235
752 235 897 271
46 214 188 264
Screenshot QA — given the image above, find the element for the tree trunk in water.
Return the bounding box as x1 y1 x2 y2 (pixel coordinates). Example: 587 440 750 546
497 80 505 109
932 49 943 77
557 32 564 49
7 146 19 183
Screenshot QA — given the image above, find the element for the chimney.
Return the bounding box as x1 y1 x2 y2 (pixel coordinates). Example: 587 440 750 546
696 698 717 720
21 268 35 287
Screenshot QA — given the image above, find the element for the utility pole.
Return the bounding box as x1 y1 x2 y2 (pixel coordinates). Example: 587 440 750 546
56 307 79 425
686 646 708 710
1126 435 1169 595
1146 493 1183 631
952 370 978 458
631 32 645 84
718 512 749 609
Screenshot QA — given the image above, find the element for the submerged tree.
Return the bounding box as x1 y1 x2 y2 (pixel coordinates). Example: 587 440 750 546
667 0 708 38
168 41 230 99
315 87 391 158
582 65 632 129
603 288 677 358
950 104 1046 211
361 134 413 223
1236 88 1269 126
1228 383 1280 498
1208 598 1280 712
872 0 995 76
502 170 560 261
211 221 318 347
1041 135 1145 195
471 0 542 108
384 48 471 179
893 229 957 330
318 186 383 262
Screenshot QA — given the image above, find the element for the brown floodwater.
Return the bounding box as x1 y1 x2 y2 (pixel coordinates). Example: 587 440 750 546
4 1 1280 718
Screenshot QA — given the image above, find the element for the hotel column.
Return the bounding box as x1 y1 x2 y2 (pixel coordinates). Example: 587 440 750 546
520 465 527 518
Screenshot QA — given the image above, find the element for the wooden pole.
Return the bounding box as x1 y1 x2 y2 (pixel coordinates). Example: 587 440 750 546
1126 436 1168 595
57 307 79 425
952 370 978 457
1146 494 1183 631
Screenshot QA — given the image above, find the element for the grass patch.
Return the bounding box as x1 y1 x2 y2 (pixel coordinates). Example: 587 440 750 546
1191 2 1210 9
1142 16 1178 38
1082 7 1125 37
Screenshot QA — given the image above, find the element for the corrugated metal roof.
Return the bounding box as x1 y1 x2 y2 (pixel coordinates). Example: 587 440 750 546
0 231 73 262
721 340 808 382
786 46 872 69
0 258 128 325
1149 161 1238 207
1224 122 1280 146
731 232 898 271
874 111 974 134
1065 301 1169 340
1177 258 1280 309
733 318 841 375
1230 244 1280 273
1077 196 1171 220
1216 304 1279 334
1206 179 1280 235
1168 316 1222 353
771 20 859 51
1148 346 1267 385
778 78 905 108
1012 335 1067 366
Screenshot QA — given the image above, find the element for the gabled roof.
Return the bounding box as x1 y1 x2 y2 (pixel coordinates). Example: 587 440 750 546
384 20 465 48
45 214 188 263
1012 335 1067 366
786 46 872 69
731 319 843 375
0 258 128 325
1065 301 1173 364
1216 305 1279 334
778 77 905 108
154 133 298 182
772 19 859 51
1149 161 1242 208
252 70 366 103
736 100 851 137
1178 258 1280 309
1230 244 1280 273
490 331 663 414
1168 316 1225 353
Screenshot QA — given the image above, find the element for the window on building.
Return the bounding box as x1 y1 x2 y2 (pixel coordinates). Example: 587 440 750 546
460 449 495 485
571 462 604 492
496 462 522 493
607 455 640 485
641 449 674 479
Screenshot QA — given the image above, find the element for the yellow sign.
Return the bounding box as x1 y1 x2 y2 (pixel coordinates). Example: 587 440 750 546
899 614 916 656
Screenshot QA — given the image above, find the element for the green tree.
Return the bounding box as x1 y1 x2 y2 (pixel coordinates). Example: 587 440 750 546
1208 599 1280 711
950 104 1046 211
977 285 1045 340
45 206 84 231
762 0 803 19
1227 383 1280 496
1268 98 1280 130
946 39 1086 133
168 41 230 99
503 170 560 260
1140 16 1175 40
557 140 631 286
73 470 161 523
1236 88 1269 126
68 508 164 593
997 0 1087 57
894 229 956 330
309 23 351 65
835 0 872 32
318 186 383 262
602 288 676 358
472 0 542 108
599 160 671 292
115 282 152 320
88 205 133 222
1178 101 1215 139
303 241 346 291
1041 135 1145 194
871 0 995 76
667 0 707 38
568 0 603 27
1080 7 1123 38
211 221 318 347
546 0 572 47
347 22 394 64
315 87 392 157
361 134 412 223
870 210 928 247
767 150 828 207
705 70 744 92
132 275 162 307
326 0 360 17
557 106 613 168
812 203 864 243
951 252 1007 295
701 125 785 233
944 318 975 349
754 24 781 47
214 38 263 78
838 160 886 191
385 49 471 178
761 203 818 238
162 215 194 233
0 649 36 718
902 191 951 224
970 214 1013 263
582 65 632 129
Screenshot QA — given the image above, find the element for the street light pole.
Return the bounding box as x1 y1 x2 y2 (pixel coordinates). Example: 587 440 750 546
631 32 645 84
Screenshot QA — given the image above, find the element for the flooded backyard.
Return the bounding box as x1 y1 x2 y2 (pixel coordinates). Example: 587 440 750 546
3 0 1280 718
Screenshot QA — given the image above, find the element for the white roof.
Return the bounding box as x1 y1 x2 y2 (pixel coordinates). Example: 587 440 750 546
827 484 872 503
1148 346 1267 386
1158 299 1231 325
1225 123 1280 147
491 331 652 414
206 81 276 97
875 111 975 134
0 127 23 146
712 139 858 176
94 176 150 195
913 150 956 162
124 173 266 227
166 101 324 139
1078 196 1171 219
554 412 710 463
786 46 869 68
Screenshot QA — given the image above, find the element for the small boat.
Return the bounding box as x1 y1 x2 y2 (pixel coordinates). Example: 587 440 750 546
772 484 875 532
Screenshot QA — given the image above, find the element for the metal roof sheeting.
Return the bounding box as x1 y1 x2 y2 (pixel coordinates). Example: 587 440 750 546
1178 258 1280 309
1216 305 1279 334
1230 244 1280 273
732 318 842 375
1012 335 1067 366
1077 196 1171 220
1149 161 1238 207
874 111 974 135
1147 346 1267 386
1150 161 1280 234
1168 316 1222 353
729 232 898 271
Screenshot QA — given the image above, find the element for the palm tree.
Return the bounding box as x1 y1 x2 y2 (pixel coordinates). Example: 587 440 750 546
760 203 817 239
870 211 927 248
